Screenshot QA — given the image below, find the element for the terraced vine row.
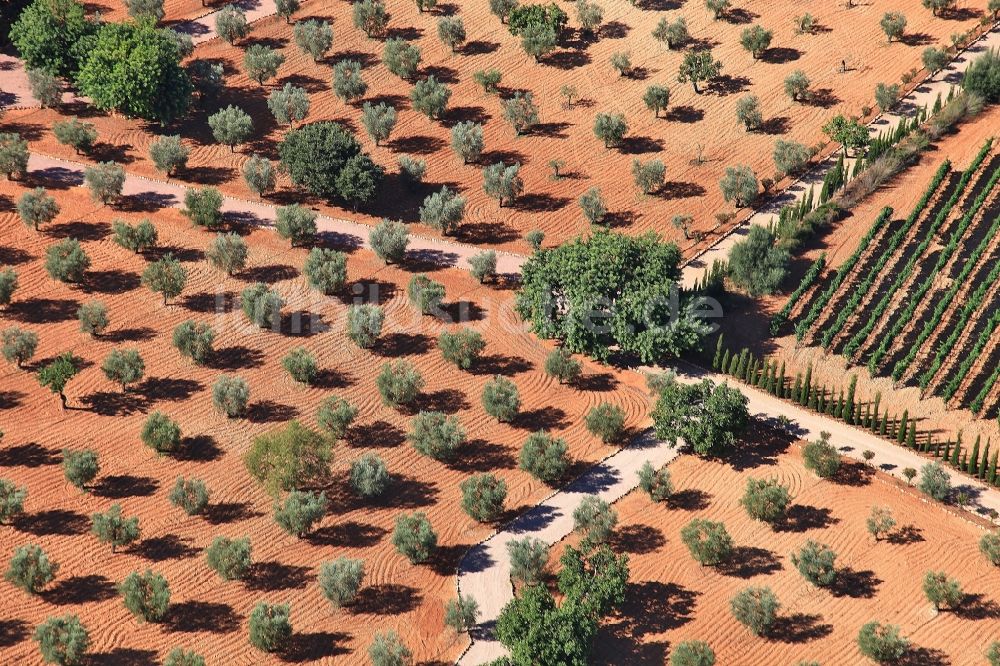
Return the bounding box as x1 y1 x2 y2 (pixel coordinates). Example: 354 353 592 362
770 253 825 335
817 159 957 349
793 206 895 341
838 140 995 364
942 309 1000 402
899 171 1000 387
851 142 999 371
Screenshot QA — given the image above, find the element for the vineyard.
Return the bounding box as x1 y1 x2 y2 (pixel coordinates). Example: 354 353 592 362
790 139 1000 417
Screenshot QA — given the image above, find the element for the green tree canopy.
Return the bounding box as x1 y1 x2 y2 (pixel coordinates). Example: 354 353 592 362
279 121 382 204
11 0 96 77
77 19 192 125
516 230 709 362
651 374 749 456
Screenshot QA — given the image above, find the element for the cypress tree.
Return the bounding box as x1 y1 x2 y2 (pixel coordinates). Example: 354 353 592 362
720 348 731 375
816 387 825 413
897 410 908 444
791 374 801 402
950 434 962 468
854 403 863 426
728 350 739 375
746 357 758 384
872 392 881 431
879 410 888 437
712 334 725 370
808 385 818 411
988 451 998 485
777 362 786 396
888 415 897 441
801 365 813 405
970 435 982 475
932 92 942 114
845 376 857 424
942 441 951 462
863 404 872 429
979 440 991 480
905 422 916 450
961 452 969 472
835 389 845 420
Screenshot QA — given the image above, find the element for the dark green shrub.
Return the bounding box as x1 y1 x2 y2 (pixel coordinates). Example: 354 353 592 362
91 503 140 553
248 602 291 653
5 544 58 594
119 569 170 622
205 536 252 581
318 557 365 608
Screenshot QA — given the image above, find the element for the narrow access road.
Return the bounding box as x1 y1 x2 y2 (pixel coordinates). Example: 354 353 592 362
456 363 1000 664
24 151 527 275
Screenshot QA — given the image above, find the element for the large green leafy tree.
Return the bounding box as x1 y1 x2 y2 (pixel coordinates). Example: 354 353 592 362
651 374 749 457
10 0 96 77
279 121 383 206
516 229 708 362
496 544 628 665
76 19 192 125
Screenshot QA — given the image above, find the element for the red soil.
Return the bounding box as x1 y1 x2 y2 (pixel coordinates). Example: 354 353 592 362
8 0 990 255
551 429 1000 665
0 173 648 663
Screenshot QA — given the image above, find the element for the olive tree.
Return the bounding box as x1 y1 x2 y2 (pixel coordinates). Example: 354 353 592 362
27 69 63 108
383 38 421 80
2 327 38 368
0 134 29 180
922 46 949 74
119 569 170 623
370 219 409 264
520 22 557 61
881 12 907 43
678 50 722 93
740 25 772 59
353 0 389 38
918 462 951 501
318 557 365 608
205 536 252 581
282 346 318 385
573 496 617 547
350 452 389 497
730 587 779 636
735 95 762 131
142 254 186 304
784 69 811 102
791 540 837 586
168 477 210 516
482 376 520 422
273 490 327 537
140 411 180 454
150 135 188 178
361 102 397 146
0 479 27 525
276 0 301 22
544 348 582 384
438 16 467 52
670 641 715 666
740 477 790 525
444 594 479 633
461 473 507 522
369 631 412 666
248 602 291 653
632 158 666 194
451 122 484 163
267 83 309 127
173 320 215 365
875 82 901 113
483 162 524 207
332 60 367 102
469 249 497 283
91 503 141 553
585 402 626 443
377 360 424 407
112 218 158 254
33 615 90 666
802 431 841 479
439 328 486 369
773 139 810 176
392 512 437 563
593 112 628 147
409 411 466 461
275 204 317 246
347 304 384 348
206 233 248 275
643 84 671 117
62 449 99 491
182 187 224 228
303 248 347 294
519 431 570 483
579 187 607 225
0 269 17 309
18 188 59 230
102 348 145 392
857 621 909 662
727 225 788 296
508 537 548 585
420 186 466 234
45 239 90 283
502 92 539 135
293 18 332 61
922 570 963 611
53 117 97 154
410 76 451 119
5 544 58 594
866 505 896 542
719 165 758 207
407 274 446 315
212 375 250 417
680 518 732 566
39 353 80 409
637 461 673 502
208 105 253 151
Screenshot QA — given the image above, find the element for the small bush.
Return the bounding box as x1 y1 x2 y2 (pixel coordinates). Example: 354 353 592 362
248 602 292 653
274 490 327 537
519 431 570 483
33 615 89 666
508 537 548 585
350 452 390 498
482 376 520 422
332 60 367 102
670 640 715 666
62 449 99 491
111 218 157 253
918 462 951 501
376 360 424 407
91 503 141 553
409 411 466 461
150 135 188 177
19 187 60 230
164 649 205 666
142 254 186 304
5 544 58 594
346 304 384 348
460 473 507 522
119 569 170 623
168 477 210 516
241 283 283 328
408 274 446 315
0 479 27 524
392 512 437 563
637 461 673 502
922 570 963 611
140 411 181 454
205 536 252 581
212 375 250 418
318 557 365 608
473 69 502 93
316 397 357 440
730 586 779 636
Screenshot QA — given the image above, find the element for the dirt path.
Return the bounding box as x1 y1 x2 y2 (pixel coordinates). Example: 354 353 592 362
456 363 1000 664
681 22 1000 288
24 151 526 274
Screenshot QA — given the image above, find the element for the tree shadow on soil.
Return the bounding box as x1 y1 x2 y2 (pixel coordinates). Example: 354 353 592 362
448 439 517 473
203 501 264 524
93 474 158 498
471 354 532 376
308 521 387 548
778 504 839 532
0 619 29 647
349 584 421 615
282 632 352 662
0 442 60 467
830 567 881 599
346 420 406 448
612 524 666 554
84 647 159 665
43 574 117 605
16 509 89 536
769 613 833 643
514 406 568 431
246 561 312 592
719 546 783 578
134 534 200 562
667 488 712 511
166 601 243 634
